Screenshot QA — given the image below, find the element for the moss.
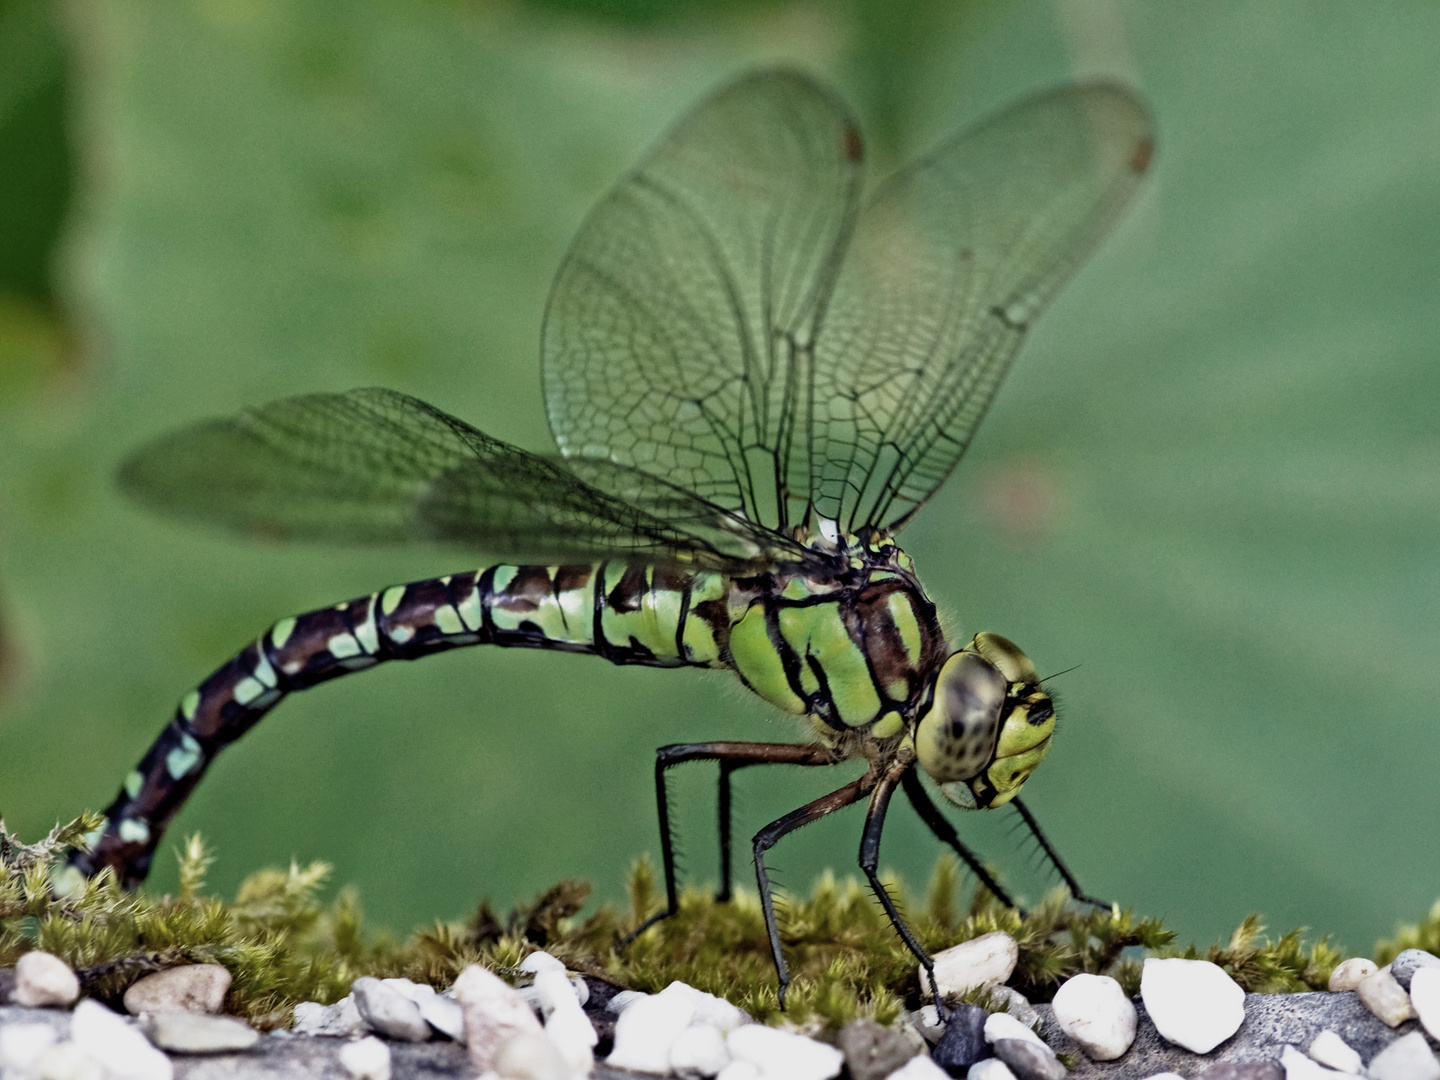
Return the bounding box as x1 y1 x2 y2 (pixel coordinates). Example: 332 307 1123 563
0 815 1394 1033
1376 900 1440 965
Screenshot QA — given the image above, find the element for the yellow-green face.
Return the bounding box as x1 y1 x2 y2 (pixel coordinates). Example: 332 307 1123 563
913 632 1055 810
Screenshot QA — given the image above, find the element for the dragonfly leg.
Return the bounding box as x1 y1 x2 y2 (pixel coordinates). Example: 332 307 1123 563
753 769 876 1007
860 760 943 1007
1011 797 1108 908
899 769 1020 912
622 742 836 946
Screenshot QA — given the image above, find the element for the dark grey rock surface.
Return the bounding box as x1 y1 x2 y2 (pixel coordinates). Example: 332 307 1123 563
1035 990 1439 1079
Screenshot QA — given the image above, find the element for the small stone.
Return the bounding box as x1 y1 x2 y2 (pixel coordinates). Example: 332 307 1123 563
912 1004 945 1045
31 1041 105 1080
925 932 1019 999
886 1054 953 1080
13 951 81 1008
519 951 567 975
144 1012 260 1053
1365 1031 1440 1080
968 1061 1020 1080
1280 1044 1348 1078
1140 957 1245 1054
123 964 232 1016
292 995 369 1037
1138 1074 1186 1080
985 986 1040 1027
1326 958 1377 992
338 1035 392 1080
493 1031 571 1080
1050 973 1137 1061
607 990 648 1013
1412 966 1440 1039
69 998 174 1080
607 983 696 1073
725 1024 844 1080
1389 948 1440 990
715 1061 762 1080
932 1003 988 1074
417 992 465 1041
0 1022 59 1071
1194 1063 1282 1080
1305 1030 1361 1074
665 981 748 1032
352 976 430 1042
1355 968 1415 1027
539 978 596 1073
837 1017 921 1080
452 964 544 1074
670 1023 730 1078
983 1012 1047 1050
991 1037 1067 1080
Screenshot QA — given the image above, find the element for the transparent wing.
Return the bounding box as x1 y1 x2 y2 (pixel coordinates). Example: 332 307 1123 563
118 388 800 571
811 81 1154 531
543 68 863 533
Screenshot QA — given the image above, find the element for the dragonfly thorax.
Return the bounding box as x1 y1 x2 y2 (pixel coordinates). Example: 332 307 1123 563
914 632 1056 810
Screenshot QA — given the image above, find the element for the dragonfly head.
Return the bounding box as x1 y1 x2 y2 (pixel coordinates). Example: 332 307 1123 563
913 632 1055 810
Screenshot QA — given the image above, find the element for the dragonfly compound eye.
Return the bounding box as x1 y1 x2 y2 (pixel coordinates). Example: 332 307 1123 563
915 651 1007 784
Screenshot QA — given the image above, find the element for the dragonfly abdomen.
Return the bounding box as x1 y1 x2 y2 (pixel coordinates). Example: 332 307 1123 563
70 560 730 886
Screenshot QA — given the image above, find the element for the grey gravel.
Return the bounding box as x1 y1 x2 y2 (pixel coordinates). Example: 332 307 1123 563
838 1017 924 1080
352 977 431 1043
930 1003 987 1073
1192 1062 1283 1080
991 1037 1067 1080
1390 949 1440 991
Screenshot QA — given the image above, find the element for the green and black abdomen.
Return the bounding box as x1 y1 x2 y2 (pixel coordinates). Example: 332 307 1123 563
72 561 732 886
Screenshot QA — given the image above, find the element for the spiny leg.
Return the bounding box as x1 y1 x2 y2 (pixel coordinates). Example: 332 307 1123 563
899 769 1019 911
624 742 837 945
753 770 876 1007
861 760 943 1006
1011 796 1109 908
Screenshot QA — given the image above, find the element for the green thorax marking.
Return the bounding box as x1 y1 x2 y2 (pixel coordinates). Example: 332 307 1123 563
724 534 944 734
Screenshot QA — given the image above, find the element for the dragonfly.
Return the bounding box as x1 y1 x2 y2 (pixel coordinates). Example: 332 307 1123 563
67 68 1153 1003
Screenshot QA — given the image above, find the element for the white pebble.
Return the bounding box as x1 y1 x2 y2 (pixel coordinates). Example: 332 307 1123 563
69 999 174 1080
493 1031 570 1080
338 1035 392 1080
383 976 467 1041
519 951 567 975
657 981 748 1032
1280 1044 1349 1078
983 1011 1046 1049
725 1024 843 1080
1139 957 1245 1054
885 1053 952 1080
0 1022 59 1071
292 996 369 1037
537 970 596 1074
14 952 81 1008
1412 966 1440 1040
1327 957 1377 991
986 985 1039 1026
1356 968 1415 1027
1050 972 1137 1061
1306 1029 1362 1074
144 1012 260 1053
452 964 544 1074
714 1061 762 1080
1365 1031 1440 1080
925 931 1019 999
351 976 430 1042
966 1060 1019 1080
607 990 649 1014
123 964 232 1016
31 1041 105 1080
607 987 696 1073
670 1023 730 1078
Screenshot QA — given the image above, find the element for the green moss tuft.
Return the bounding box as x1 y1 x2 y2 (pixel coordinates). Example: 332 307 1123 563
0 816 1412 1033
1376 900 1440 965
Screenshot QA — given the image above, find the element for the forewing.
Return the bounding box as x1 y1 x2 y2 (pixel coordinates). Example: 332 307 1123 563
118 388 795 570
811 82 1154 531
543 68 863 533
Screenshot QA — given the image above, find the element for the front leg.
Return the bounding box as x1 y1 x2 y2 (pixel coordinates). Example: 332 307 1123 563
1012 796 1109 909
900 768 1019 910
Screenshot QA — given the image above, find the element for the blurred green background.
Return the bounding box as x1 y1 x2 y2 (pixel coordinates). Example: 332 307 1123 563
2 0 1438 958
